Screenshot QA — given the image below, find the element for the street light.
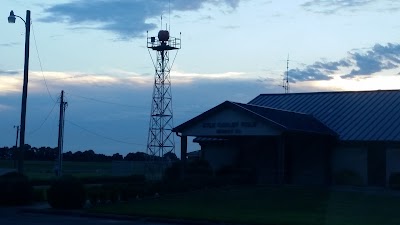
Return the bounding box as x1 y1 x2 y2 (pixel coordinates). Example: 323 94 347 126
8 11 16 23
8 10 31 174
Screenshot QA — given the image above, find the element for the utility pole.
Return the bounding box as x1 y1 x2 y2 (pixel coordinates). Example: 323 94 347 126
56 90 67 177
8 10 31 174
13 125 19 168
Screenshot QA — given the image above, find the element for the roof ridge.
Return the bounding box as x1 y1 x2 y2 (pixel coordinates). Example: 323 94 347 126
231 101 336 136
233 101 311 116
257 89 400 96
229 101 288 129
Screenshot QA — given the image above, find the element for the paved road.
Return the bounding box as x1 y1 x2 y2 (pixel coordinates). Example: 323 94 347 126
0 208 177 225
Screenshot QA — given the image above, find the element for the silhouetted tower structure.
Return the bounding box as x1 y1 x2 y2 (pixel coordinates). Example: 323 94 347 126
283 55 290 93
146 28 181 159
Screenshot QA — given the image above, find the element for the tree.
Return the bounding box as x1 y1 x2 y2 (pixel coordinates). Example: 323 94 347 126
164 152 178 161
111 153 123 161
124 152 148 161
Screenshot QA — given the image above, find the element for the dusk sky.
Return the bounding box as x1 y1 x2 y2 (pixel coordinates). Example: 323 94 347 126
1 0 400 156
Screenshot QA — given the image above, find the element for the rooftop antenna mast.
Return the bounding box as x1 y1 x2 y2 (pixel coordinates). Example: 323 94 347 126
146 2 181 178
283 54 290 93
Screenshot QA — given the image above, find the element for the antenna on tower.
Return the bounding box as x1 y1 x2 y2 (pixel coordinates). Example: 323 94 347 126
283 54 290 94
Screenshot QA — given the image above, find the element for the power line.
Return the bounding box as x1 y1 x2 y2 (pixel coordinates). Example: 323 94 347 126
27 100 58 136
65 92 203 114
46 74 90 81
170 47 179 70
147 47 157 69
65 92 204 113
65 119 146 146
65 92 146 109
31 22 55 103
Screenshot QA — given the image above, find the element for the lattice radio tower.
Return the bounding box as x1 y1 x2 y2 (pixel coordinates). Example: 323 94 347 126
146 20 181 159
283 54 290 93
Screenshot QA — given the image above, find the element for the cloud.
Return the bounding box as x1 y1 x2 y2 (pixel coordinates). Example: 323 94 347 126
171 71 246 84
301 0 400 14
0 68 268 155
288 67 333 82
287 43 400 82
0 69 19 75
286 59 351 82
312 60 351 73
0 42 20 47
221 25 240 29
341 43 400 78
40 0 240 39
0 69 252 96
0 104 12 112
0 73 22 95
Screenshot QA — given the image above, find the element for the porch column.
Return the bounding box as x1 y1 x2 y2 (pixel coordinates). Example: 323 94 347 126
277 135 285 185
180 135 188 179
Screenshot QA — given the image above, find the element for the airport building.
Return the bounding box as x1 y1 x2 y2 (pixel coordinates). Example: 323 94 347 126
173 90 400 186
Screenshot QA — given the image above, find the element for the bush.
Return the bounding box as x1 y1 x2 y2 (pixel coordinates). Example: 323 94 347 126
160 160 219 193
87 184 122 205
186 160 213 178
87 182 155 204
81 175 146 184
334 169 363 186
163 161 183 181
164 160 213 182
47 175 86 209
31 175 146 186
389 172 400 189
32 188 47 202
30 177 52 186
216 166 257 185
0 172 33 206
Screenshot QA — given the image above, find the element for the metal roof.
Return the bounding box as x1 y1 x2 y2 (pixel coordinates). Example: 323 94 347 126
232 102 336 136
248 90 400 142
173 101 336 136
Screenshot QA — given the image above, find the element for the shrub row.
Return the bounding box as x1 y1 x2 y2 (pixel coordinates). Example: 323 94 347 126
47 175 86 209
85 161 257 206
30 174 145 186
0 161 255 209
389 172 400 190
164 160 257 185
333 169 363 186
0 161 256 208
0 172 33 206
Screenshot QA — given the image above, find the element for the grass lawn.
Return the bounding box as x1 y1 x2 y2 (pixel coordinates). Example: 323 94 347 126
90 186 400 225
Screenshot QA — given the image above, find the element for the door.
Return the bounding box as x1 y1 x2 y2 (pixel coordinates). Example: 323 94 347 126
368 146 386 186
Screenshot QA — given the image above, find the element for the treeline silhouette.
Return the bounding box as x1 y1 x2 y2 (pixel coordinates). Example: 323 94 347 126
0 145 178 162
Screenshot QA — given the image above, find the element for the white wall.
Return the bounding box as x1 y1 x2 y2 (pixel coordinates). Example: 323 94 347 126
203 142 239 171
182 108 281 137
331 146 368 185
386 148 400 185
290 143 326 185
